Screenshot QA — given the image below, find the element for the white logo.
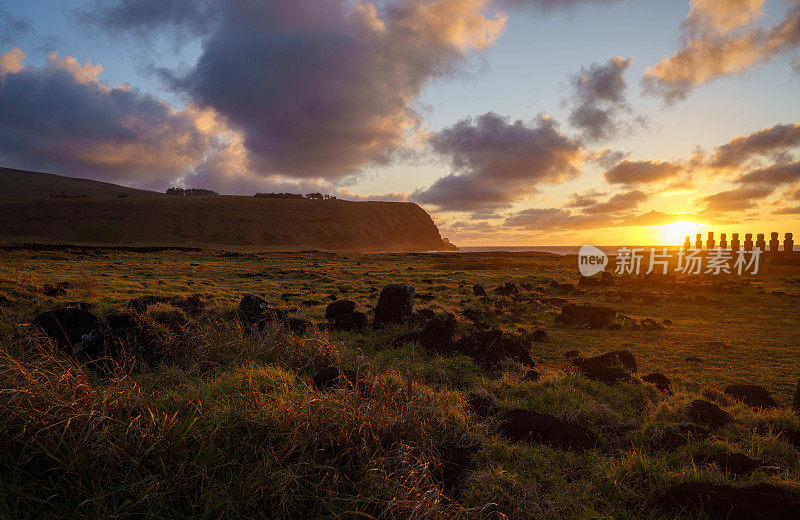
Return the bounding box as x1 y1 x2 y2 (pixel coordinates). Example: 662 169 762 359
578 245 608 276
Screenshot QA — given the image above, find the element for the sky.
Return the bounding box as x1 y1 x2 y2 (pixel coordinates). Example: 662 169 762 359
1 0 799 246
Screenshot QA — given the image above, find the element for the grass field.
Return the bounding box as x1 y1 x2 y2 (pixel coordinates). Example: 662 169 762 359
2 248 799 519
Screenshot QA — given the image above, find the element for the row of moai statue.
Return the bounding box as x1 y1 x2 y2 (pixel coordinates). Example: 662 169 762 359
682 232 795 253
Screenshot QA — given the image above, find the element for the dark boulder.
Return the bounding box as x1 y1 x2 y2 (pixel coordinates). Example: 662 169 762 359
333 311 367 331
642 373 673 394
32 307 103 357
687 400 730 429
532 329 548 343
657 424 709 449
523 370 540 382
578 364 633 385
498 409 599 451
494 282 519 296
641 318 664 330
656 483 800 520
289 318 312 334
325 300 356 321
238 294 288 330
564 349 581 359
579 349 637 373
461 309 482 323
472 284 486 297
432 441 481 494
723 384 779 410
392 318 455 353
455 330 534 369
311 366 359 391
373 284 415 327
465 392 496 419
555 304 616 329
174 294 204 317
706 453 764 475
126 295 171 314
43 283 67 297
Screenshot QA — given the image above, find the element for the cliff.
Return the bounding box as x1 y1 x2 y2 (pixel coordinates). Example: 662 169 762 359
0 167 457 252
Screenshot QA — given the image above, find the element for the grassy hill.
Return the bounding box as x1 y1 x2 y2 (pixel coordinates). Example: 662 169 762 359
0 167 455 251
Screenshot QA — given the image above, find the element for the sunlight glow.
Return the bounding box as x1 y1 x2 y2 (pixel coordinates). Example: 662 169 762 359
659 221 705 246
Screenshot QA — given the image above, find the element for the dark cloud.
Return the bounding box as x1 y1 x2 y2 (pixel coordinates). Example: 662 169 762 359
773 205 800 214
737 161 800 185
588 147 629 169
81 0 506 181
708 122 800 169
413 112 583 211
565 190 606 208
500 0 626 12
604 159 685 185
504 207 616 231
0 49 210 187
627 210 701 226
581 189 649 214
0 9 32 46
565 56 646 141
699 185 774 214
643 1 800 103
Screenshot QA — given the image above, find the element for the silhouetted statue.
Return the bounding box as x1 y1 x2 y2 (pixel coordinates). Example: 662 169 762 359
684 236 691 250
756 233 766 251
720 233 728 249
785 233 795 254
695 234 703 250
744 233 753 251
770 232 780 252
707 232 715 250
731 233 740 252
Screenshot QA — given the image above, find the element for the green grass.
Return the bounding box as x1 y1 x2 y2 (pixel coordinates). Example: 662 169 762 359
1 248 799 519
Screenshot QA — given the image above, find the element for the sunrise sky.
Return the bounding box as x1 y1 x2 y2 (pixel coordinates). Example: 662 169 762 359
1 0 799 246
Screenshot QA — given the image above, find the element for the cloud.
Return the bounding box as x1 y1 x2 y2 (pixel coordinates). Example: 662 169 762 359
737 160 800 185
0 9 32 46
643 0 800 103
413 112 583 211
588 147 629 169
699 185 774 213
499 0 625 12
0 49 213 188
82 0 507 181
580 189 649 214
707 122 800 169
773 205 800 214
565 56 646 141
627 210 702 226
504 207 616 231
604 159 685 185
565 190 606 208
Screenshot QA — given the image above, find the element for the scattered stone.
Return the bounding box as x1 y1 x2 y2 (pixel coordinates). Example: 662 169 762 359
564 349 581 359
778 428 800 449
466 392 496 419
416 308 436 322
531 329 548 343
555 304 616 329
289 318 312 334
455 329 534 369
311 366 359 391
498 409 599 451
663 319 673 326
494 282 519 296
325 300 356 321
433 441 481 494
32 307 104 357
238 294 288 330
656 482 800 520
578 364 633 385
461 309 482 323
686 356 703 363
301 300 322 307
641 318 665 330
608 323 622 331
658 424 709 449
373 284 415 327
392 318 455 352
472 284 486 297
175 294 204 316
127 295 171 314
706 453 764 475
642 373 673 394
333 311 367 331
43 282 69 297
687 400 730 429
724 384 779 410
523 370 540 382
579 349 637 373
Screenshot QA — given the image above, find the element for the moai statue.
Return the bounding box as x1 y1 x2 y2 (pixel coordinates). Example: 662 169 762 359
756 233 766 252
744 233 754 251
731 233 741 252
695 233 703 250
720 233 728 249
770 232 780 252
707 232 715 250
785 233 795 254
684 236 691 250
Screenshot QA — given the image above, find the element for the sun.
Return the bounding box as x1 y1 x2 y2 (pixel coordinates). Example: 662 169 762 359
659 221 704 246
